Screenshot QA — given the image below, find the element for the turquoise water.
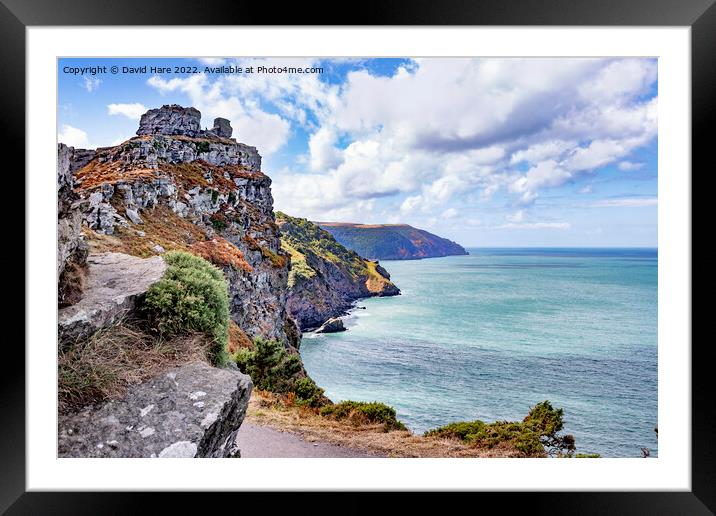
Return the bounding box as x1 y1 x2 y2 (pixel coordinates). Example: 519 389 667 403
300 248 658 457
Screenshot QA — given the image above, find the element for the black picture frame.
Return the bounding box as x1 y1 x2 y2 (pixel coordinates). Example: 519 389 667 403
4 0 709 513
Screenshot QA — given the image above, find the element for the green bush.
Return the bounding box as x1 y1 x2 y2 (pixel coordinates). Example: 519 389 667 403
424 401 577 457
143 250 229 366
320 401 406 431
234 337 303 392
293 377 325 407
195 141 211 153
424 420 486 440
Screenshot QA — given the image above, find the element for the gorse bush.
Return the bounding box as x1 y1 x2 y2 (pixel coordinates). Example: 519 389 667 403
424 401 577 457
144 251 229 366
234 338 325 406
293 377 325 408
320 401 406 431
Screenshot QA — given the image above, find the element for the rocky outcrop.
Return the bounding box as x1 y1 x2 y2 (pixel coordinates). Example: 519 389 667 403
211 117 233 138
58 144 90 306
277 213 399 330
58 362 253 458
62 105 295 351
316 317 346 333
58 252 166 347
319 222 469 260
137 104 202 137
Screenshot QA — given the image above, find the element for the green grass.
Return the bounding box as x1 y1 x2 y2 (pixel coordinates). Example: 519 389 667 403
143 250 230 366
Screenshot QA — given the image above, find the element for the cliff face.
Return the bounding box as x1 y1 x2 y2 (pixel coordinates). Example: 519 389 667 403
277 213 399 330
66 104 297 350
318 223 469 260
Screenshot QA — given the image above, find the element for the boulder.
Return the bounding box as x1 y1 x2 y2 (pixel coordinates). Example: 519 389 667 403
211 117 233 138
58 253 166 347
316 317 346 333
137 104 201 137
58 362 253 458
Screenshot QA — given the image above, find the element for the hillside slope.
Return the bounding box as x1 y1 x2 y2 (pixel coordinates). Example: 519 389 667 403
318 223 468 260
277 213 399 330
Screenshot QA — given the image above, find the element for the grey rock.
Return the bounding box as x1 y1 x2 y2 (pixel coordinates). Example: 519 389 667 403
58 253 166 347
125 207 143 225
316 317 346 333
58 362 253 458
57 145 88 278
152 244 165 254
137 104 201 137
211 117 233 138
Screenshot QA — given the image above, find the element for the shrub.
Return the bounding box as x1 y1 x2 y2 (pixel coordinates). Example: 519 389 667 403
195 140 211 153
143 250 229 366
234 337 302 392
320 401 406 431
210 213 227 231
424 401 576 457
293 377 325 407
424 420 486 440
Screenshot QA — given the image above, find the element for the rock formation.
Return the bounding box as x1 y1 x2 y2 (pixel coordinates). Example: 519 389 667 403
316 317 346 334
277 213 400 330
65 104 296 350
137 104 202 137
57 144 90 306
58 362 252 458
58 252 166 347
211 117 233 138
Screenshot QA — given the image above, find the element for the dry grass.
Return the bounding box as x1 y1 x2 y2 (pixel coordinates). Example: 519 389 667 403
58 319 211 414
84 206 208 258
191 237 254 273
58 258 87 307
245 390 522 458
74 159 157 191
227 320 254 354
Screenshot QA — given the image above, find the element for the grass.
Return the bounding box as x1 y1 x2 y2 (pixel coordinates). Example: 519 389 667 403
58 319 211 414
246 390 522 458
276 212 397 293
84 206 207 258
191 237 254 273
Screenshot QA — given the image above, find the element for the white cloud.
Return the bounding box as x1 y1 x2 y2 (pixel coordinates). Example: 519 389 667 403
58 124 90 148
147 72 292 155
618 160 645 171
441 208 458 219
507 210 526 223
82 76 101 92
590 197 657 207
197 57 226 66
107 103 148 120
578 184 593 194
139 57 656 224
498 221 571 230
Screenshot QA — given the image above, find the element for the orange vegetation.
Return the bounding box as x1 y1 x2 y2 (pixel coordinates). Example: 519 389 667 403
190 237 254 273
227 321 254 354
84 205 207 258
74 160 157 191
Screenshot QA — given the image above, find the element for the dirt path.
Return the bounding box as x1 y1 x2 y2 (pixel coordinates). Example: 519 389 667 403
235 422 384 458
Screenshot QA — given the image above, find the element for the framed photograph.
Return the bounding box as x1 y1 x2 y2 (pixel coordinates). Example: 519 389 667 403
6 0 710 512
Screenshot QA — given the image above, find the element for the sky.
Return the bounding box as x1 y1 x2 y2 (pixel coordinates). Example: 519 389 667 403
58 57 658 247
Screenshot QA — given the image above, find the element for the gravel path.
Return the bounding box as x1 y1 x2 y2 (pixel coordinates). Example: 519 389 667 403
236 422 382 458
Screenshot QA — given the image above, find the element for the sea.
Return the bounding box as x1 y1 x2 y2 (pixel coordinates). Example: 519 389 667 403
300 248 658 458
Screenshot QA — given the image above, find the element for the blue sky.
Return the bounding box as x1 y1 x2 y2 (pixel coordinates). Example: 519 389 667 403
58 57 658 247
